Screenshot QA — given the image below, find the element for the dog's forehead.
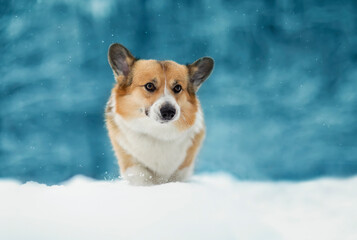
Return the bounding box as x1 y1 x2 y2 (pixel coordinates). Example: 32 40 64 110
132 60 161 83
162 61 189 84
132 60 188 85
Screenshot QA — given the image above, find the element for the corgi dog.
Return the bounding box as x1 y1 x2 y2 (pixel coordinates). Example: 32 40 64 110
105 43 214 185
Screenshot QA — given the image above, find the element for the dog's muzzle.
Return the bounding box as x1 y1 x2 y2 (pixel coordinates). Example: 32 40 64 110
159 104 176 121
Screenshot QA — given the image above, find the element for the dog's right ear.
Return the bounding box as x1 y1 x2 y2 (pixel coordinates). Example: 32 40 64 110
108 43 136 85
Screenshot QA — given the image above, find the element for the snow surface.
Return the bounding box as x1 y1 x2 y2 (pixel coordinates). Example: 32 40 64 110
0 174 356 240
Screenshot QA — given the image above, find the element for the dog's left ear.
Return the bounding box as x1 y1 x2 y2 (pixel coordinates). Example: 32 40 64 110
187 57 214 93
108 43 136 85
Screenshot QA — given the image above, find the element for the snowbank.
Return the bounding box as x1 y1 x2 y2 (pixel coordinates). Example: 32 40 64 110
0 174 356 240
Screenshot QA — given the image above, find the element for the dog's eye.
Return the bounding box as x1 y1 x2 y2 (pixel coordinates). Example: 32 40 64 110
144 82 156 92
173 84 182 94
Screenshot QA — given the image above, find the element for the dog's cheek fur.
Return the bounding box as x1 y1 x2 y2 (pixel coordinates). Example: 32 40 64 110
115 84 163 120
174 90 198 131
115 85 143 119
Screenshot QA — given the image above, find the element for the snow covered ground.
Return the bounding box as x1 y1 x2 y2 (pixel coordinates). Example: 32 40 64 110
0 174 356 240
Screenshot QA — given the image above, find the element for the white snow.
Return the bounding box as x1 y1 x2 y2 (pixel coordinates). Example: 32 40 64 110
0 173 356 240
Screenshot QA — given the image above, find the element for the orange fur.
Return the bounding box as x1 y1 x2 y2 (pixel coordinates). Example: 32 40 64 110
105 111 134 175
179 129 205 170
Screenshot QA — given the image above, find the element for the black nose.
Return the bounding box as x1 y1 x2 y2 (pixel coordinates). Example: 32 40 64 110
160 104 176 121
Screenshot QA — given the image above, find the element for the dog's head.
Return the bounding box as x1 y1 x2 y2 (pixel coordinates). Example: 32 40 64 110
108 43 214 132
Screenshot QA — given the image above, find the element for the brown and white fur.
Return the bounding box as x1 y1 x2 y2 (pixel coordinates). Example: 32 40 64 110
105 43 214 185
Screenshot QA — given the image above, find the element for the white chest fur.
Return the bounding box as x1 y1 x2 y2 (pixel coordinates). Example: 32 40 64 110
113 110 203 177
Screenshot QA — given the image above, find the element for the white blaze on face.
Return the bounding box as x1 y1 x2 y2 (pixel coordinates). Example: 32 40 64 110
149 62 181 123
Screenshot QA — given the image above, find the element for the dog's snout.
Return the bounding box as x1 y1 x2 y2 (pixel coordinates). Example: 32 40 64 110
160 104 176 121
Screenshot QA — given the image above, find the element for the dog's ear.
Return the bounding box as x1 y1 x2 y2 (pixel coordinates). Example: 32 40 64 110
187 57 214 93
108 43 136 85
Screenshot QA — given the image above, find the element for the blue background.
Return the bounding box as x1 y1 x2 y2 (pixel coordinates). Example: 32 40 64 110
1 0 356 184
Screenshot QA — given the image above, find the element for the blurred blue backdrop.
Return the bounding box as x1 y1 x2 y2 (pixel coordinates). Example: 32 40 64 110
1 0 357 184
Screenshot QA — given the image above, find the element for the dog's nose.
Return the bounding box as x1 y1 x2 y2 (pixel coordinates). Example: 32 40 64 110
160 104 176 121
